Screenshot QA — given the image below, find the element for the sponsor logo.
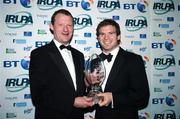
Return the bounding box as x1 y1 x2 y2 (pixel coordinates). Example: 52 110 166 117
24 94 31 99
112 16 120 20
168 72 175 77
20 0 32 8
73 14 92 30
131 41 142 45
5 11 33 28
24 31 32 36
84 32 91 37
24 108 33 114
37 0 63 10
81 0 94 11
153 54 175 70
159 24 169 28
5 74 29 92
139 112 150 119
97 0 120 13
13 102 27 107
153 0 175 15
6 48 16 53
154 87 162 92
125 16 147 31
137 0 149 13
74 40 87 44
6 113 17 118
13 39 26 44
154 110 176 119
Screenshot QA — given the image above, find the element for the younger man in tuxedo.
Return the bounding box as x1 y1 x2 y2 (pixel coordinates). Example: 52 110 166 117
94 19 150 119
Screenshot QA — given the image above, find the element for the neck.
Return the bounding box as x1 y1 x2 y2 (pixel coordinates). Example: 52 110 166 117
103 45 119 54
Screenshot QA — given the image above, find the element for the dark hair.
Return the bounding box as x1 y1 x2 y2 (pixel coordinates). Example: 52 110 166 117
50 9 73 34
51 9 73 25
96 19 121 37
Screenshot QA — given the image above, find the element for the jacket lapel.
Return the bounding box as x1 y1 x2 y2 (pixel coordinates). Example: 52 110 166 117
48 41 75 90
71 48 85 93
71 50 81 82
104 47 125 91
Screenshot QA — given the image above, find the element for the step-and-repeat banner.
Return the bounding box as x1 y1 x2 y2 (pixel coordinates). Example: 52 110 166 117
0 0 180 119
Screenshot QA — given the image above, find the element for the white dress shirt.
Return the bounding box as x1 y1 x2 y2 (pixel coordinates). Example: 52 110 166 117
101 46 119 108
53 39 77 90
101 46 119 91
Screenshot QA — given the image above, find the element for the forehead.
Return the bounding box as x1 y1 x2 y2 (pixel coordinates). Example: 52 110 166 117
54 13 73 23
99 25 116 32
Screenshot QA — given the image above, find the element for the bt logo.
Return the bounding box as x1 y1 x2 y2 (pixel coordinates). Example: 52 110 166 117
123 0 149 13
166 94 177 106
139 112 150 119
3 0 32 8
3 56 30 70
165 39 176 51
137 0 148 13
81 0 94 11
152 39 176 51
66 0 94 11
152 94 177 106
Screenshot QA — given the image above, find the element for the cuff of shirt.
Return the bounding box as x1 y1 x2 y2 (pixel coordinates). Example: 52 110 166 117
111 94 114 108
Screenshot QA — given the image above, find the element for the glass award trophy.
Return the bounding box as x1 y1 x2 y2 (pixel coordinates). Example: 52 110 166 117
85 53 106 104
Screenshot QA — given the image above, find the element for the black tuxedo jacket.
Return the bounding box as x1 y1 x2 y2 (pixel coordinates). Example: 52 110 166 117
29 41 86 119
95 47 150 119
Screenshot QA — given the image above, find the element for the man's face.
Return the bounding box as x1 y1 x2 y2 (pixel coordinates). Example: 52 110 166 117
98 25 120 53
50 13 73 45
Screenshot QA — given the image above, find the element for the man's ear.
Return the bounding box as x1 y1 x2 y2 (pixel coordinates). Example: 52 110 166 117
117 35 121 43
49 24 54 31
49 24 54 34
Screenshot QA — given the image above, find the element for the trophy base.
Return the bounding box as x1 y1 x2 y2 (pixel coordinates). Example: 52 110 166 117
88 91 103 104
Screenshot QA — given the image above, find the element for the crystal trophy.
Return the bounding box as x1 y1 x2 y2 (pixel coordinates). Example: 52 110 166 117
85 53 106 104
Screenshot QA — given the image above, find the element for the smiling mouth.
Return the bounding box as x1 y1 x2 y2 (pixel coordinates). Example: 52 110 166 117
62 32 69 35
104 42 111 46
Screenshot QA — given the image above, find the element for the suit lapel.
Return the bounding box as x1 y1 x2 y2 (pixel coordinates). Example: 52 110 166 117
48 41 75 89
71 50 80 82
71 48 85 93
105 47 125 91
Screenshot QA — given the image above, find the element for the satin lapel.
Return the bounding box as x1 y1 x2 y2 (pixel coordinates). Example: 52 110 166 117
71 50 80 81
105 47 125 91
48 41 75 89
71 49 84 92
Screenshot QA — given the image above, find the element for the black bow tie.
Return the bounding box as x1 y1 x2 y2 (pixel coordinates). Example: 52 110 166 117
99 53 113 62
60 45 71 51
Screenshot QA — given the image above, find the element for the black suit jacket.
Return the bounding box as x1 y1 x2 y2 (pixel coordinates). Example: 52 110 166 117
29 41 86 119
95 47 150 119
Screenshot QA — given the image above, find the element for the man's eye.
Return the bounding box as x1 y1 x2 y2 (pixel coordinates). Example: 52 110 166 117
99 33 104 36
68 25 73 27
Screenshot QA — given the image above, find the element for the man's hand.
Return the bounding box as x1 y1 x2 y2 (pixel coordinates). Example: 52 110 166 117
97 92 112 107
73 96 94 108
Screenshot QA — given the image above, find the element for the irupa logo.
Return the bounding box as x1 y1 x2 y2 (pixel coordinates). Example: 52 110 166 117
5 11 33 28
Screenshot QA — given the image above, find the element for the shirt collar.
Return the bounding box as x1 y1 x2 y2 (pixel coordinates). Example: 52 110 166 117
53 39 70 48
103 46 119 58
